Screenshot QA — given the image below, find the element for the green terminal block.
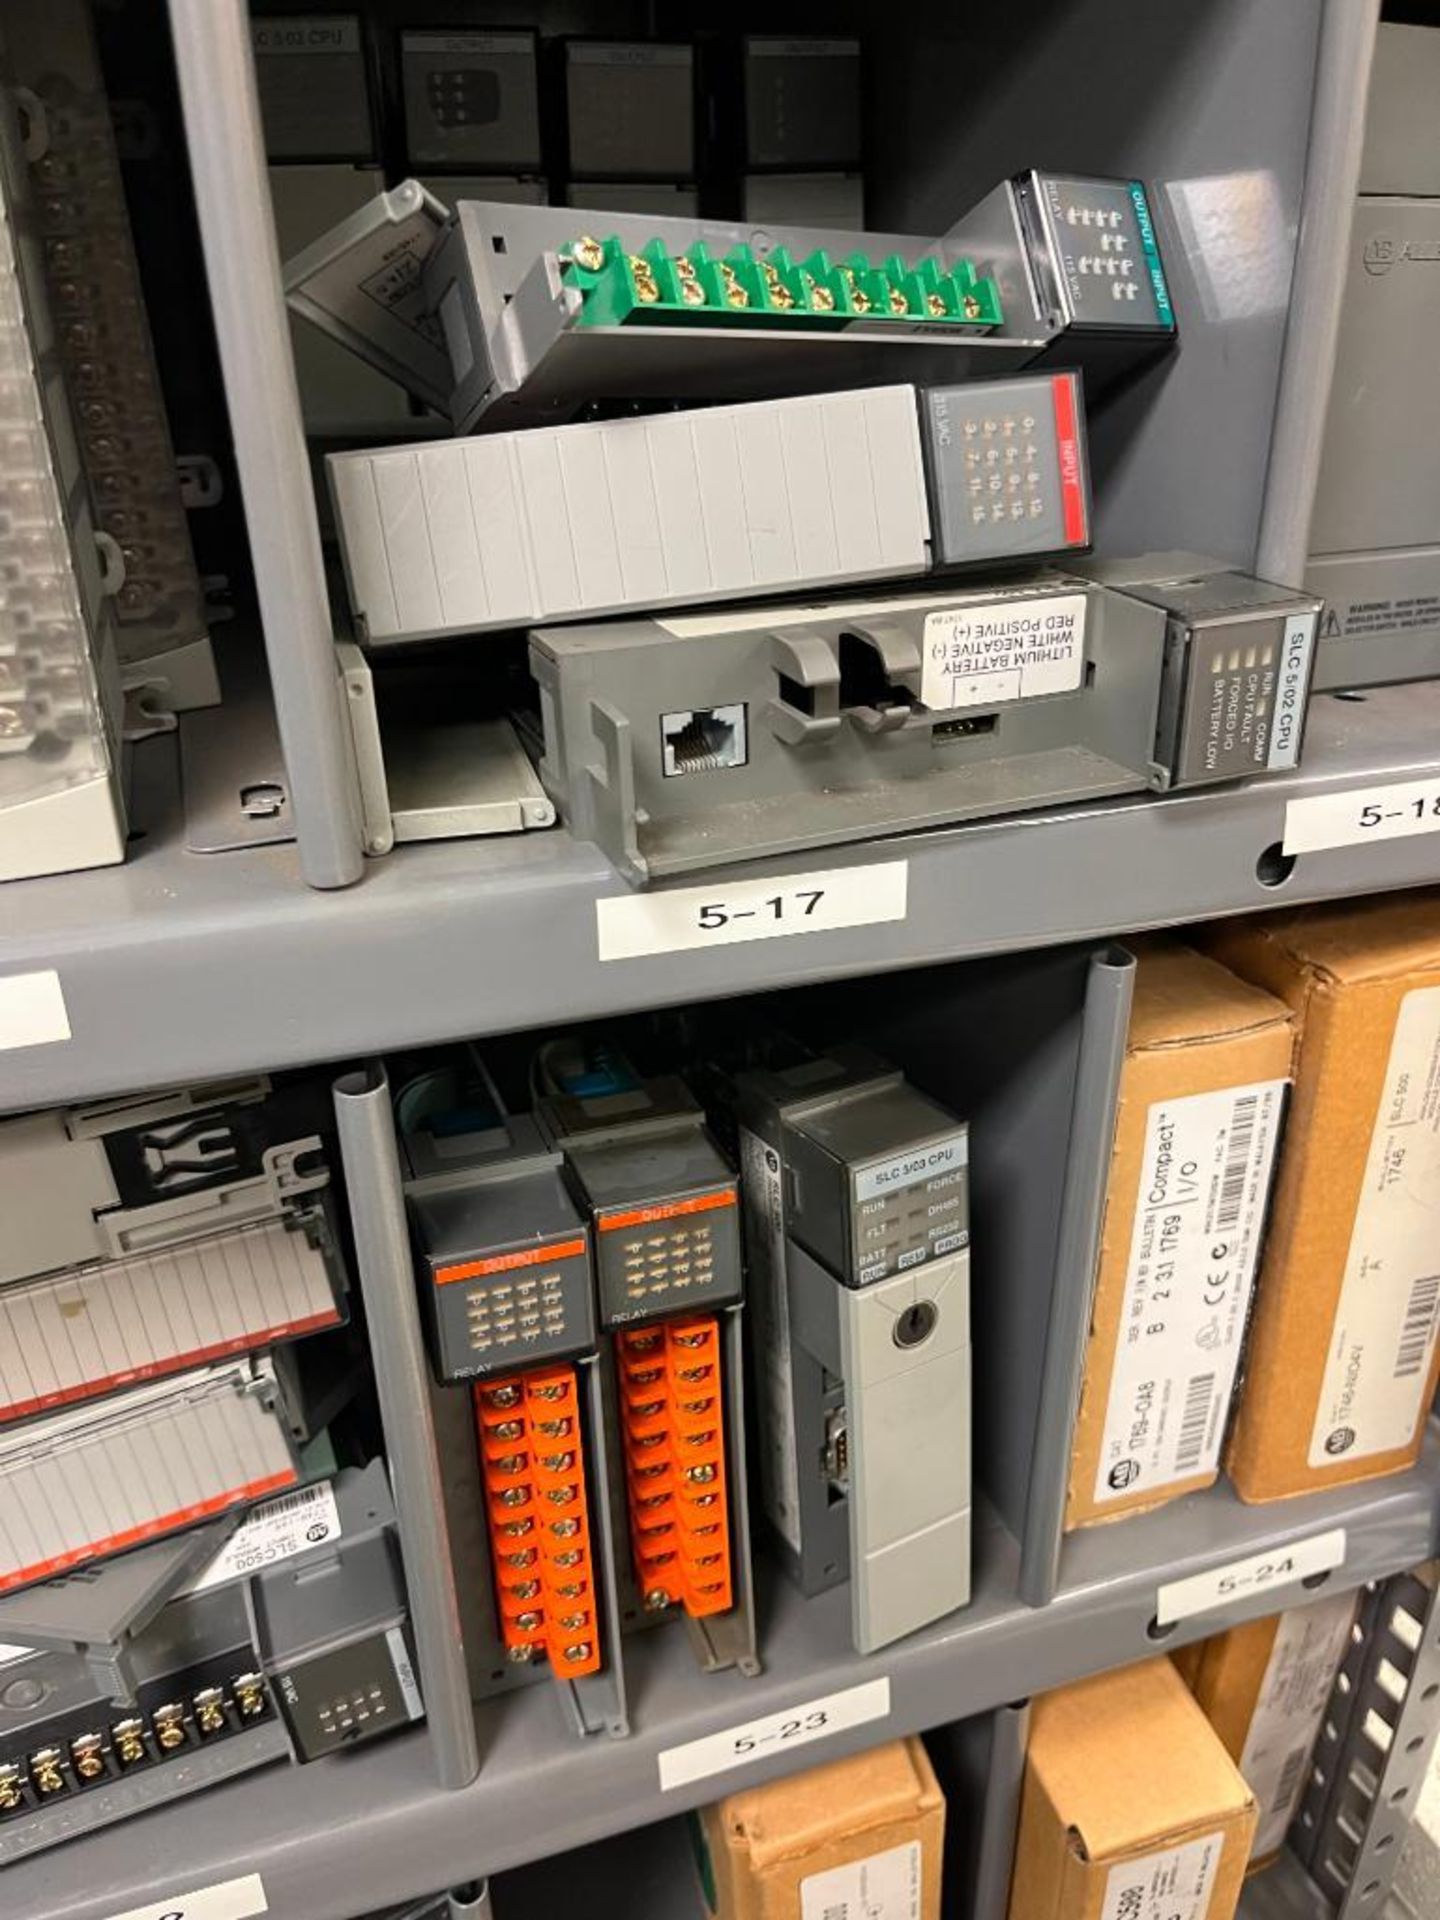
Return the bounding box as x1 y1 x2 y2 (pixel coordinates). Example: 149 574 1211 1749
560 234 1004 332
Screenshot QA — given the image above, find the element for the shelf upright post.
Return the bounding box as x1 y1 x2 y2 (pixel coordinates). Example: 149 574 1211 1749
335 1066 481 1790
1018 948 1135 1605
1255 0 1381 586
166 0 364 889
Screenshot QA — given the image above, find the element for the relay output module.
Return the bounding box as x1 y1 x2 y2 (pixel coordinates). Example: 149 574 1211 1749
285 170 1174 428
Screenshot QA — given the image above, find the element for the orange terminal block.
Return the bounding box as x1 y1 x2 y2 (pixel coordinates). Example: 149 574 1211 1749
618 1315 733 1620
475 1363 601 1680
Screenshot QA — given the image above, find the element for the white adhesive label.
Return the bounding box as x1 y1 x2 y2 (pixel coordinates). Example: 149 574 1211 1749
1284 775 1440 855
855 1135 968 1203
1242 1592 1356 1857
740 1128 802 1554
1156 1528 1346 1627
1309 985 1440 1466
180 1481 341 1595
1094 1080 1288 1505
103 1876 268 1920
0 969 70 1050
802 1842 922 1920
658 1678 890 1791
1267 614 1315 771
386 1625 425 1721
596 860 907 962
920 592 1087 712
1100 1834 1224 1920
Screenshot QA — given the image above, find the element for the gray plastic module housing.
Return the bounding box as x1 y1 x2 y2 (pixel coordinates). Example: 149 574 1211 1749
733 1048 972 1655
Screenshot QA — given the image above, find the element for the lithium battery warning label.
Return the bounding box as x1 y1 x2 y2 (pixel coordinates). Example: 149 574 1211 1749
921 592 1087 711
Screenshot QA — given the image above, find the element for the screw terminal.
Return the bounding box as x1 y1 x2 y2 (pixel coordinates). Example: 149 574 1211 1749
561 235 1003 335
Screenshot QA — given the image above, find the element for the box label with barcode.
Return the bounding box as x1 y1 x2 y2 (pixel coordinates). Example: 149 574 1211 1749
1308 984 1440 1467
1241 1590 1356 1858
1094 1078 1289 1505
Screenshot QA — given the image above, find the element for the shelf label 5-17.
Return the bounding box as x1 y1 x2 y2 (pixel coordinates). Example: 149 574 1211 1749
596 861 908 961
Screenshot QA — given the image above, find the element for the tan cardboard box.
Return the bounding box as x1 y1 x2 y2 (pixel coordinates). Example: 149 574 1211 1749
1180 1591 1357 1870
1066 940 1296 1528
696 1737 944 1920
1009 1658 1257 1920
1206 895 1440 1500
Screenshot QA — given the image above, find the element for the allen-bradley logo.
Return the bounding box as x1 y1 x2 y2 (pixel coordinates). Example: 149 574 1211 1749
1363 232 1440 277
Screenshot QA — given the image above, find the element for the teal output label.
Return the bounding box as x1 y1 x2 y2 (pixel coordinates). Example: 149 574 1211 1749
1129 181 1175 328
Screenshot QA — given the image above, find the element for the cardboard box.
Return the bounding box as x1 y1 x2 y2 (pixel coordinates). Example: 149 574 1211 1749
696 1737 944 1920
1181 1592 1357 1869
1205 896 1440 1500
1066 940 1296 1529
1009 1659 1257 1920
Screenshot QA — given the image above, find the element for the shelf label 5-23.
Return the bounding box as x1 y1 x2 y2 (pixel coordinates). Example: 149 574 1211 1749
104 1875 268 1920
658 1678 891 1790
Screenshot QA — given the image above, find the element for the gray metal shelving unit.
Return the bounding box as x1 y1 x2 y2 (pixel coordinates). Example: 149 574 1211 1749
1 0 1438 1915
4 676 1440 1116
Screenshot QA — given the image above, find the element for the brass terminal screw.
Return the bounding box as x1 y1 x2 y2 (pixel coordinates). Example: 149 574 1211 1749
962 293 982 320
193 1690 227 1737
112 1718 146 1765
71 1733 107 1780
29 1749 65 1795
483 1384 521 1409
889 287 909 314
927 293 946 317
571 235 605 272
153 1705 187 1752
233 1674 267 1719
644 1588 673 1612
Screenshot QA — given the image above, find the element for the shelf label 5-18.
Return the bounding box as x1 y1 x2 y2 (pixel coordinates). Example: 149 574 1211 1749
597 861 908 962
1284 777 1440 855
104 1875 268 1920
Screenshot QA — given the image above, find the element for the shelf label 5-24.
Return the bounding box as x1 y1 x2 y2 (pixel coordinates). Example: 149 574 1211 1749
1155 1528 1346 1628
